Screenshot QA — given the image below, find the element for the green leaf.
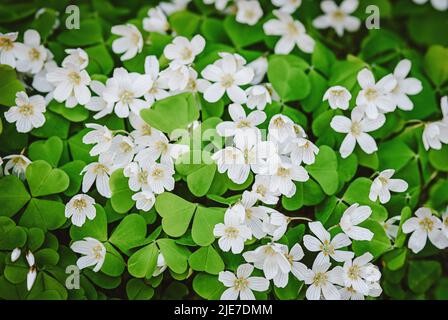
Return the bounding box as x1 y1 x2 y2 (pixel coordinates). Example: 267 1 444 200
26 227 45 252
169 10 201 37
19 198 66 231
395 206 413 248
126 279 154 300
429 145 448 172
140 92 199 134
60 160 86 197
267 55 311 102
127 242 159 279
274 277 302 300
191 207 224 246
0 216 27 250
192 273 225 300
306 146 339 195
28 136 63 167
70 204 108 241
26 160 69 197
85 44 114 76
57 19 103 46
343 177 388 221
352 219 391 258
408 260 442 294
0 175 31 217
186 163 217 197
31 111 70 139
157 238 190 274
377 138 415 171
110 169 135 214
223 15 265 48
68 129 96 163
155 192 197 237
188 246 224 275
109 214 147 253
0 65 24 106
383 248 407 271
282 182 304 211
48 101 89 123
424 45 448 87
101 243 126 277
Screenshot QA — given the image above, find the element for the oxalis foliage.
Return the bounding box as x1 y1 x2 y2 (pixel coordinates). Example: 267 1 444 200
0 0 447 301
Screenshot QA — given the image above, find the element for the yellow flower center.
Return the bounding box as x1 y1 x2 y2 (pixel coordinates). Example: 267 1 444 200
151 168 164 178
68 71 81 85
364 88 378 101
313 272 328 286
29 48 41 61
73 198 87 210
119 90 134 104
419 217 434 232
320 240 335 256
347 265 361 280
221 74 235 88
277 167 290 177
350 121 362 136
224 226 240 239
233 277 249 291
0 36 14 50
18 104 34 116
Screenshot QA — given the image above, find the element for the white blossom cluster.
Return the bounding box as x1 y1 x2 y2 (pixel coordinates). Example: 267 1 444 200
1 0 447 298
327 60 426 158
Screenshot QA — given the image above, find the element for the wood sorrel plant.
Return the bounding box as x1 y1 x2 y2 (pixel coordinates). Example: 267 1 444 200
0 0 447 301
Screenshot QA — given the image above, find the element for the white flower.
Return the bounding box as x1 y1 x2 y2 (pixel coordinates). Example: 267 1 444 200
129 113 163 146
132 191 156 212
27 267 37 291
271 0 302 13
246 85 272 111
381 216 401 240
81 154 116 198
159 0 191 15
103 67 152 118
201 54 254 103
158 62 191 91
243 242 291 280
263 210 290 241
46 62 91 107
147 163 175 194
340 203 374 241
247 174 280 205
240 192 269 239
11 248 21 262
402 207 448 253
304 221 354 264
135 131 189 165
247 56 268 85
2 154 31 180
106 135 136 167
323 86 352 110
286 138 319 165
203 0 230 10
216 103 266 137
124 162 150 192
111 24 143 61
269 157 309 197
334 253 381 296
85 80 114 119
273 243 307 287
143 56 170 104
214 206 252 254
422 98 448 150
71 237 106 272
32 59 58 99
15 29 47 74
369 169 408 204
4 91 46 133
219 264 269 300
412 0 448 11
301 261 343 300
152 253 167 276
82 123 113 156
268 114 296 144
164 35 205 65
356 68 397 119
236 0 263 26
0 32 21 68
62 48 89 69
330 107 385 158
143 7 170 34
26 251 35 267
313 0 361 37
389 59 422 111
212 130 277 184
65 194 96 227
441 209 448 238
263 10 315 54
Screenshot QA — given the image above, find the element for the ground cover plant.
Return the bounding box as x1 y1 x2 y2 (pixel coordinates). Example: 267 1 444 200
0 0 447 300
